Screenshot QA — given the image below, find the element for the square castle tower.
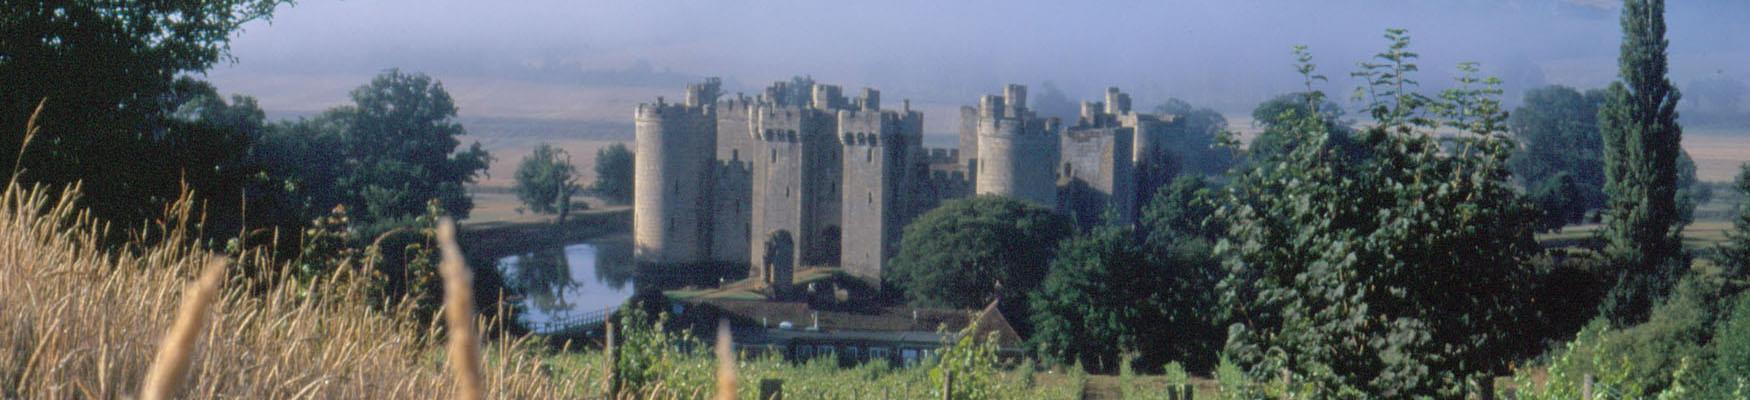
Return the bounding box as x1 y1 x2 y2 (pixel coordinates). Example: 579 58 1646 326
633 79 1174 291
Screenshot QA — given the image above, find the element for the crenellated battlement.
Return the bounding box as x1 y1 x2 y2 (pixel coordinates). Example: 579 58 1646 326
639 77 1148 283
923 148 959 164
686 77 723 107
635 97 714 120
985 115 1059 138
717 94 757 113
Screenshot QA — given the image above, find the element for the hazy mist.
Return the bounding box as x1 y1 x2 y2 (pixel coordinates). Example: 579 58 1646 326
205 0 1750 133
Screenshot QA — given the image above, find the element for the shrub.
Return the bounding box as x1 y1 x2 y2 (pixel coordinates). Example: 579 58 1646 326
929 322 1005 400
1700 293 1750 397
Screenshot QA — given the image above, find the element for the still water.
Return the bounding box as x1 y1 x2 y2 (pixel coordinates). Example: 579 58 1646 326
494 235 637 330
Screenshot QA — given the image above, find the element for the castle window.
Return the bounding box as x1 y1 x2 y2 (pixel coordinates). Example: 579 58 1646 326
865 148 872 163
786 186 791 198
1063 163 1074 177
732 149 739 160
868 192 873 204
771 149 777 163
674 181 681 194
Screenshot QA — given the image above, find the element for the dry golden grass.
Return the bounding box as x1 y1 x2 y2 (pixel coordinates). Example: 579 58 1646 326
0 180 572 398
435 218 485 400
140 259 226 400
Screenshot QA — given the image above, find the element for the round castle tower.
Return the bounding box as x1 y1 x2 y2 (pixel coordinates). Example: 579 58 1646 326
633 88 717 265
975 85 1061 207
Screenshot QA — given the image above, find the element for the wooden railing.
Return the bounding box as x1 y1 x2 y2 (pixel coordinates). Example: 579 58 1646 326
530 304 620 335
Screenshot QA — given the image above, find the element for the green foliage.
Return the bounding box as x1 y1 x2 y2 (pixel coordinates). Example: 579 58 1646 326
1029 223 1159 372
338 70 492 224
1218 34 1541 397
295 205 363 282
542 309 1082 399
1350 29 1434 127
929 324 1004 400
1141 175 1222 242
1149 98 1238 181
887 195 1073 322
1513 276 1727 399
369 199 447 317
1507 84 1707 233
1034 182 1225 374
514 143 581 217
1163 361 1189 386
1214 355 1252 400
1509 86 1609 225
1699 293 1750 398
608 305 701 394
254 69 491 231
1598 0 1688 327
1247 92 1351 163
587 143 634 204
0 0 289 230
1527 172 1590 231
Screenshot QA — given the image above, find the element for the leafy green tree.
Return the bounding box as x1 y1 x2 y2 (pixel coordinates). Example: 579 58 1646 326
1511 277 1727 399
1030 213 1220 373
334 70 491 225
1700 293 1750 397
1248 57 1354 164
1030 223 1156 371
514 143 581 220
1509 86 1608 225
887 196 1073 326
1 0 289 229
1137 175 1226 370
1527 172 1588 231
1598 0 1688 327
1140 175 1222 242
1507 84 1707 230
253 113 349 222
1219 34 1541 397
588 143 634 204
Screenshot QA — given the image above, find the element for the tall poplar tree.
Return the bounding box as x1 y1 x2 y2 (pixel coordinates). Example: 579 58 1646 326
1598 0 1687 326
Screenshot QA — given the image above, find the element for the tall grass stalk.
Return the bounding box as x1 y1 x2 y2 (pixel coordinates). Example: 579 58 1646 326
140 259 226 400
0 178 567 397
436 217 484 400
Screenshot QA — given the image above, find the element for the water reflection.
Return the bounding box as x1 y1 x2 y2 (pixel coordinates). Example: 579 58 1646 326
496 235 636 330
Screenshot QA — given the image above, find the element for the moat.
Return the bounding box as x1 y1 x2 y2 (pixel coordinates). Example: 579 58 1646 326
494 235 638 331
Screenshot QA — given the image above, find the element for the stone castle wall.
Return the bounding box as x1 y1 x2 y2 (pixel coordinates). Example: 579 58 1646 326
632 79 1168 291
632 99 716 264
975 90 1061 208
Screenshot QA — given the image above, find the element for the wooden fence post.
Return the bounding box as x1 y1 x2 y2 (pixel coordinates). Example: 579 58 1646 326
605 320 619 398
942 370 954 400
759 378 783 400
1581 374 1594 400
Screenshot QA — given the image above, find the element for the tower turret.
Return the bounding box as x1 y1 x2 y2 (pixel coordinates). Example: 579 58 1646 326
633 97 718 265
975 84 1059 207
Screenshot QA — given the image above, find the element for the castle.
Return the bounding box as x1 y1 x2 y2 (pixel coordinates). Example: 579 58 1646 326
633 78 1178 290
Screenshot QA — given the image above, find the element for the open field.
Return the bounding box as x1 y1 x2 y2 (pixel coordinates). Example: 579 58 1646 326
1683 128 1750 182
473 137 629 191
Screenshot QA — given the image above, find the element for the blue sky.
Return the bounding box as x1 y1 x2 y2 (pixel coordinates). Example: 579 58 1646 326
209 0 1749 115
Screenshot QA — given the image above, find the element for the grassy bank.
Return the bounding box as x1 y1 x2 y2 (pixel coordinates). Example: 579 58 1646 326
0 184 568 398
